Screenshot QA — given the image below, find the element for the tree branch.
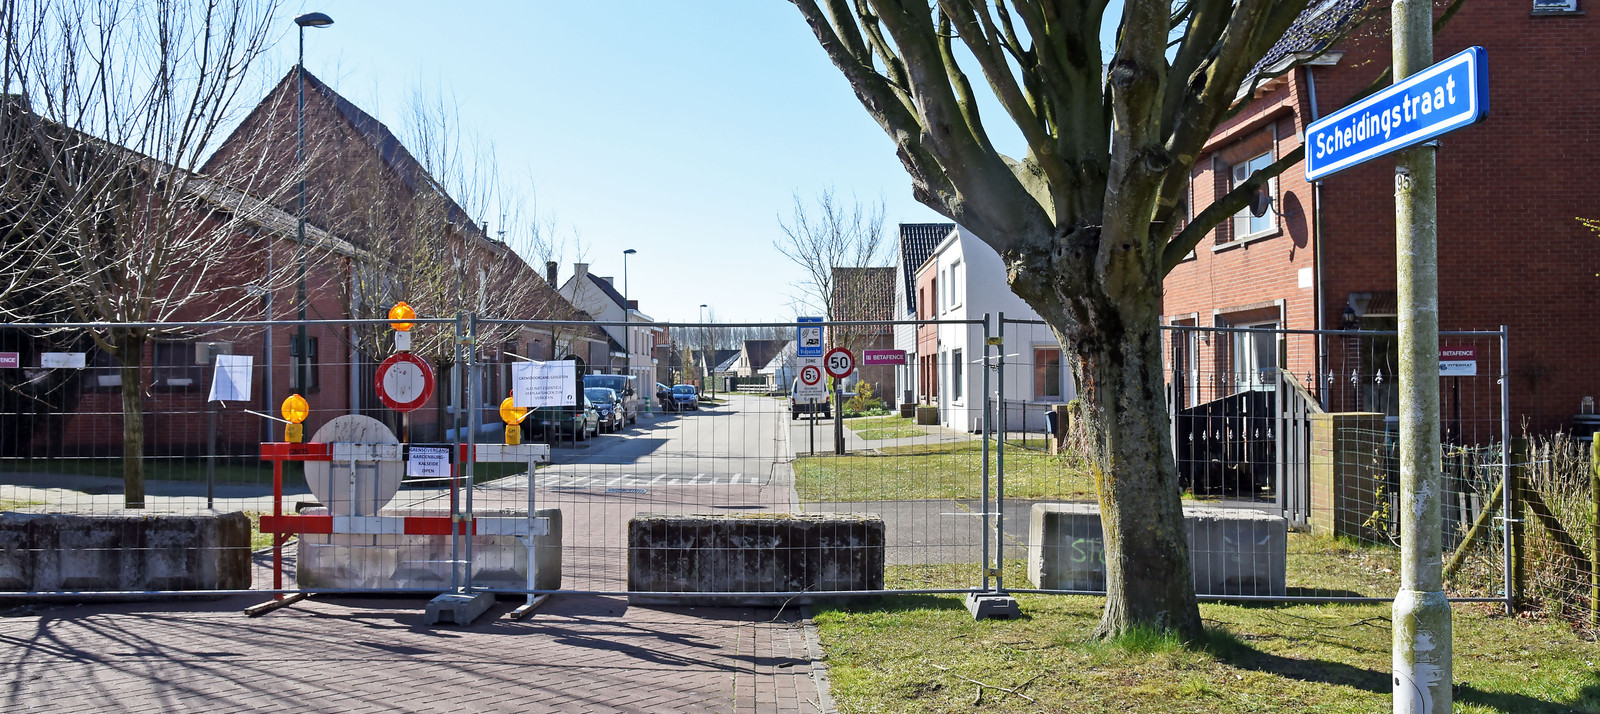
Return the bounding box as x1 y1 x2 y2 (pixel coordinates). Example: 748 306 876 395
1160 145 1302 274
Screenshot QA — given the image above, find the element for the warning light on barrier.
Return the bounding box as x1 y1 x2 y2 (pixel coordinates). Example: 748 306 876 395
500 394 528 445
282 393 308 443
388 301 416 331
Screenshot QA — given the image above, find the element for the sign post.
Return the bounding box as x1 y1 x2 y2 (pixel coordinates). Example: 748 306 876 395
797 358 825 455
825 348 855 455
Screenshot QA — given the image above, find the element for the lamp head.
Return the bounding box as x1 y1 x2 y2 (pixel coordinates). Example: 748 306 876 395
295 12 333 27
623 249 637 255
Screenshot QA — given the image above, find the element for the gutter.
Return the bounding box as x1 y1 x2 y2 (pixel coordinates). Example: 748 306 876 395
1308 64 1330 410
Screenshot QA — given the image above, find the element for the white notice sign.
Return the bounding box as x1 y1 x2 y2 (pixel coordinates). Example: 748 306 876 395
207 354 254 402
512 360 577 408
40 352 86 369
407 446 450 479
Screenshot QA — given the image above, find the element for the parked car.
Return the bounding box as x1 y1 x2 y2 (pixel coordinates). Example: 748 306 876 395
789 378 832 420
585 387 625 433
656 382 676 412
530 397 600 441
581 373 639 424
671 384 700 411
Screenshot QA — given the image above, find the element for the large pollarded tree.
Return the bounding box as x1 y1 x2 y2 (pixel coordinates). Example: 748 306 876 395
790 0 1355 639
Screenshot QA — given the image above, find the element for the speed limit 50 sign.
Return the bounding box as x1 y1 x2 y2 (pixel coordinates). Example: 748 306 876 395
824 347 855 379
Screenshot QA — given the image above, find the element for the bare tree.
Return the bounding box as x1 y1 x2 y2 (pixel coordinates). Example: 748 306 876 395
774 187 890 320
0 0 299 508
789 0 1377 639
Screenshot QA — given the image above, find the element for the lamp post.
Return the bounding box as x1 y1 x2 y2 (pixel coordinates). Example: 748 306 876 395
293 11 332 396
699 304 709 395
622 248 636 385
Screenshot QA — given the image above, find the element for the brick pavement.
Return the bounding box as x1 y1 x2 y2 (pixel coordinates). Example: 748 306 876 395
0 593 834 713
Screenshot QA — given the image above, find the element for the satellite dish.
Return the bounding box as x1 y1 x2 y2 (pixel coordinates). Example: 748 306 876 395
1249 187 1274 218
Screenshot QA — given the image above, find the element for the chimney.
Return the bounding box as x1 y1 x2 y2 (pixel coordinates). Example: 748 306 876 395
627 299 639 310
545 261 558 285
600 276 616 287
573 262 589 286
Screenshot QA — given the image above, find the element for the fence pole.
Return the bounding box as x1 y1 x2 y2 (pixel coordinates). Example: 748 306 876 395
980 315 992 593
1590 435 1599 629
1510 437 1528 611
1499 325 1512 614
450 314 464 592
995 312 1006 591
465 313 479 592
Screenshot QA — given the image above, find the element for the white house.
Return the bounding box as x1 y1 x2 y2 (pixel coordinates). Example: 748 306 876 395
558 263 659 392
891 223 950 406
921 226 1077 433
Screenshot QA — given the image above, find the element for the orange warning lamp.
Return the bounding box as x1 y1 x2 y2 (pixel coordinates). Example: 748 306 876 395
500 394 528 445
281 393 309 443
388 301 416 332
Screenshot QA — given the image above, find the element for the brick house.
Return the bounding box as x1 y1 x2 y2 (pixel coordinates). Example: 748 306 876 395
1162 0 1598 436
829 266 896 403
202 68 609 441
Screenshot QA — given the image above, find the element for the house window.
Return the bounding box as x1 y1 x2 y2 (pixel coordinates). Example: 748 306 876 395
951 348 964 402
1230 322 1277 392
84 348 121 390
1230 151 1276 241
1033 347 1065 400
291 336 320 393
153 341 203 390
948 259 962 309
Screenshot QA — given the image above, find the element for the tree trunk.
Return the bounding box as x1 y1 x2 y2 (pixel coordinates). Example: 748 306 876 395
1065 292 1202 641
117 332 146 509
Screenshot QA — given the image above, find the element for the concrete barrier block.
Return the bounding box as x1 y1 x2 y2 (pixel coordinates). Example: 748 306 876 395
296 508 561 593
0 511 251 592
627 512 884 605
1027 503 1286 596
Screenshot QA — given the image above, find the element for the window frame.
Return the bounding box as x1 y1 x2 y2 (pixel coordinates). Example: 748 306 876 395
1032 345 1067 401
950 347 964 403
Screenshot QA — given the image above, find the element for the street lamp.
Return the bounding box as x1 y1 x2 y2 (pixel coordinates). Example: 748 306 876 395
293 12 332 396
699 304 709 396
622 248 636 385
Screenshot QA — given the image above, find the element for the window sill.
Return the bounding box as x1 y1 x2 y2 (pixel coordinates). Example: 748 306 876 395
1211 229 1282 254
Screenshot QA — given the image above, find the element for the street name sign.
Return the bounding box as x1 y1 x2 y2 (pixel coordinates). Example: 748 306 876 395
797 316 824 357
1305 46 1488 181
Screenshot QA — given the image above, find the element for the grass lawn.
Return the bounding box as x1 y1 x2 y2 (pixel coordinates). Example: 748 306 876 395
847 415 925 441
815 554 1599 714
794 441 1095 502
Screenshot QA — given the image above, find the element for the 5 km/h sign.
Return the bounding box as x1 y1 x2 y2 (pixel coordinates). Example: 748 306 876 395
824 348 855 379
1305 46 1488 181
795 358 826 400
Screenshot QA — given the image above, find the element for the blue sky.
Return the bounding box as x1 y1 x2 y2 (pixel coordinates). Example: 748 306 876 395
267 2 1115 323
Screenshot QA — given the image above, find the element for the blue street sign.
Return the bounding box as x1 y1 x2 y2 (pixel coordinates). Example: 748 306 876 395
796 316 824 357
1305 46 1488 181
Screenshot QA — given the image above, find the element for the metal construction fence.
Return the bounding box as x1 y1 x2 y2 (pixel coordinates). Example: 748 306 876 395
2 314 1582 624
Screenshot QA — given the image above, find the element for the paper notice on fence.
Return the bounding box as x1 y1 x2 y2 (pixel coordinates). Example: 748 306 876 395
208 354 253 402
512 359 576 408
407 447 450 479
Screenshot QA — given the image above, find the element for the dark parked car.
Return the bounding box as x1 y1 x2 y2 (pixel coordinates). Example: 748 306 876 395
585 387 625 433
671 384 700 411
530 397 600 441
582 374 639 424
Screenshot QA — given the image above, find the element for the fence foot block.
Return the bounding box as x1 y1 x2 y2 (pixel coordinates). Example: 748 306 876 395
424 591 495 626
506 595 550 620
966 592 1021 620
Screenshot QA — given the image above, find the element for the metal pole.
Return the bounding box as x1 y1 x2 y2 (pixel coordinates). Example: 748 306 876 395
1498 325 1512 614
465 313 479 592
450 315 463 592
995 313 1006 591
980 316 992 593
295 29 308 396
1392 0 1451 709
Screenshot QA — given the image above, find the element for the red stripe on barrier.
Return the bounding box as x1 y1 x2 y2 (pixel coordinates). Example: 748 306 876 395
404 517 470 535
260 442 332 461
260 514 333 534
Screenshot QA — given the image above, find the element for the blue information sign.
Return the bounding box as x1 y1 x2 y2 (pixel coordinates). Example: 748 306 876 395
796 316 824 357
1305 46 1488 181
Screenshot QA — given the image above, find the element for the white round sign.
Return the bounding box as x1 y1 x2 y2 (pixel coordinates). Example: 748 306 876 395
375 352 435 412
799 363 823 387
304 414 403 517
824 347 855 379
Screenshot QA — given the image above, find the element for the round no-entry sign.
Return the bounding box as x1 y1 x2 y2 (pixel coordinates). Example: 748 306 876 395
824 347 855 379
799 363 823 387
375 352 435 412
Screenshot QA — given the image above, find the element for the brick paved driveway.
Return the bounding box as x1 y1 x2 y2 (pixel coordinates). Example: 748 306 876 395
0 593 832 713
